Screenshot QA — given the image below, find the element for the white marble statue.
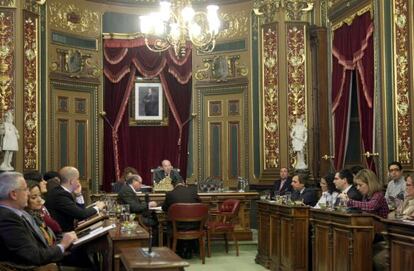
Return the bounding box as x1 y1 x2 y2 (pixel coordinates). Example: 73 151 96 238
0 110 19 170
290 115 307 169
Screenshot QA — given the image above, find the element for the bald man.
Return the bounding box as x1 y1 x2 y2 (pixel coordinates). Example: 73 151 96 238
153 160 182 183
45 166 105 231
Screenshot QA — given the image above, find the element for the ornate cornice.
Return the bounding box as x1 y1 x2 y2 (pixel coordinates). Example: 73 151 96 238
331 3 372 31
0 0 15 8
253 0 314 23
218 10 249 40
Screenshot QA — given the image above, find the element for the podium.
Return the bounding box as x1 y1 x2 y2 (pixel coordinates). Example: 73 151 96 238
310 209 375 271
256 200 310 271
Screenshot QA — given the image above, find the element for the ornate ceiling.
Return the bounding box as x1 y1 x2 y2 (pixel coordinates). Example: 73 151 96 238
86 0 249 7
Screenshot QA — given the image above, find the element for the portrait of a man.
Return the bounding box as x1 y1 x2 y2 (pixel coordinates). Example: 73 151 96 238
134 82 164 122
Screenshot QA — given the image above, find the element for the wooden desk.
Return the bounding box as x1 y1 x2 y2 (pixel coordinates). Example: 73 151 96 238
108 223 149 271
120 247 189 271
382 219 414 271
255 200 310 271
310 209 375 271
92 191 259 241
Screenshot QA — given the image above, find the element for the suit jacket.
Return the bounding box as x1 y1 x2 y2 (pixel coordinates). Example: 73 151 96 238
45 186 97 232
162 185 201 213
118 185 147 214
154 169 182 183
291 187 317 206
347 185 363 201
273 177 293 196
0 206 63 266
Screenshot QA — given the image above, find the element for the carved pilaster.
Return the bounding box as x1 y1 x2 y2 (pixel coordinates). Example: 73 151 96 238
286 23 307 167
0 10 15 117
262 23 280 169
23 11 39 170
393 0 412 165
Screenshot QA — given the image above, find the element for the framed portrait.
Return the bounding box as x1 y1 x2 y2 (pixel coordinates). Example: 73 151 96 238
129 79 168 126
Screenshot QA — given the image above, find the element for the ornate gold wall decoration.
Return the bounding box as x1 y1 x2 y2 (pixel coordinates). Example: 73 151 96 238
286 23 307 167
393 0 412 165
285 0 314 21
262 23 279 169
331 4 372 31
218 10 249 40
51 48 100 78
0 10 15 117
0 0 14 7
253 0 281 23
194 54 248 82
48 2 100 36
24 0 40 14
23 12 39 170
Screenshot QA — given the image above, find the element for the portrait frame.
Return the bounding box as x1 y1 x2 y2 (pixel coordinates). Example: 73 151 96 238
129 78 168 126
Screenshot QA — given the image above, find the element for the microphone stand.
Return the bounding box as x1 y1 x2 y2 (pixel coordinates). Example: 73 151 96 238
141 193 157 257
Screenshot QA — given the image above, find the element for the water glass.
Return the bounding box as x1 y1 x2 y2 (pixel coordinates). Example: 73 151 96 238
285 192 292 203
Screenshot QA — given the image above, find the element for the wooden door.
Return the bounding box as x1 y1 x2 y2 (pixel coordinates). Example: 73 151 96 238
52 89 91 184
203 93 246 188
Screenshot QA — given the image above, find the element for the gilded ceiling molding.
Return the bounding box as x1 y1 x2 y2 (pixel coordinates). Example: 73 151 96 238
0 10 15 116
23 12 39 170
0 0 14 8
393 0 412 165
331 4 372 31
48 2 101 36
261 23 280 169
286 23 307 167
218 10 249 40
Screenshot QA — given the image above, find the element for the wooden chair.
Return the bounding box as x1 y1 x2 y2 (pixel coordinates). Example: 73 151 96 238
206 199 240 257
168 203 209 264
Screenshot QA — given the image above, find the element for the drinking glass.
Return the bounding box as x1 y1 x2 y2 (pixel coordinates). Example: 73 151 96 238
285 192 292 204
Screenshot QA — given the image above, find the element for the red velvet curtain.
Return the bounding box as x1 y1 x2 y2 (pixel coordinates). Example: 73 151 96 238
103 39 192 190
332 12 375 171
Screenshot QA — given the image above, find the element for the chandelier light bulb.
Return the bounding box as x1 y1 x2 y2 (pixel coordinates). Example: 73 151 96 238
160 1 171 22
139 16 151 34
189 23 201 37
169 23 180 40
181 6 195 23
207 5 220 34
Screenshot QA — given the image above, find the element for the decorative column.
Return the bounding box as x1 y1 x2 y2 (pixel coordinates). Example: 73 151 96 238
253 0 314 177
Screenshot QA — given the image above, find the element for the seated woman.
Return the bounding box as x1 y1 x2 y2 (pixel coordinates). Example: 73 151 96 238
389 175 414 220
25 181 58 245
314 173 338 209
344 169 389 218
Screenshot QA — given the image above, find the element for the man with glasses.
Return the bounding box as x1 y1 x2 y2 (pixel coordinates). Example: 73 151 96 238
385 161 406 205
0 172 77 266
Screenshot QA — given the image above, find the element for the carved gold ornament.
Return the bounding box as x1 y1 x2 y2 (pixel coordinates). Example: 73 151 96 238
194 54 248 82
51 49 100 79
23 13 39 170
254 0 314 22
218 10 249 40
0 0 14 8
48 2 100 36
394 0 412 165
287 24 307 167
0 11 14 115
262 24 279 169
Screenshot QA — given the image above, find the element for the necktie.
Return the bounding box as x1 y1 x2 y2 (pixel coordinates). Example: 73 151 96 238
279 180 285 191
21 211 48 246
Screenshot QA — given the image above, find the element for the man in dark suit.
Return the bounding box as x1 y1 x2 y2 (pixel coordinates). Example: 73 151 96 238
291 174 317 206
45 166 105 232
118 174 158 226
334 169 363 201
0 172 77 267
162 180 201 259
273 167 293 196
154 160 182 183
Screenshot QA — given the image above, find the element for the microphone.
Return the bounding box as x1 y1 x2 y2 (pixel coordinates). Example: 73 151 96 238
145 193 150 206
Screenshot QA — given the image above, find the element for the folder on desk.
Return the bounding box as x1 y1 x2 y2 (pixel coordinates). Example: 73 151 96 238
75 213 107 232
72 223 116 248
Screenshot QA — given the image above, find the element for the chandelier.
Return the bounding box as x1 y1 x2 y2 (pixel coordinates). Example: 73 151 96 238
139 1 220 58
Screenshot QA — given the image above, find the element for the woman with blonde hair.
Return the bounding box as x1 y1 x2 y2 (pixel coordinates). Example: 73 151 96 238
346 169 389 218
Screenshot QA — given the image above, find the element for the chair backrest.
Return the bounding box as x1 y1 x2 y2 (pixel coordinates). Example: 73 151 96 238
168 203 209 231
219 199 240 224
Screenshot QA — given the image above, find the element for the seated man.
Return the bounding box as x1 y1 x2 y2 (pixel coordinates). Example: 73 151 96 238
45 166 105 232
0 172 77 267
291 174 317 206
385 161 406 206
273 167 292 196
154 160 182 183
333 169 363 201
162 180 201 259
118 174 158 227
